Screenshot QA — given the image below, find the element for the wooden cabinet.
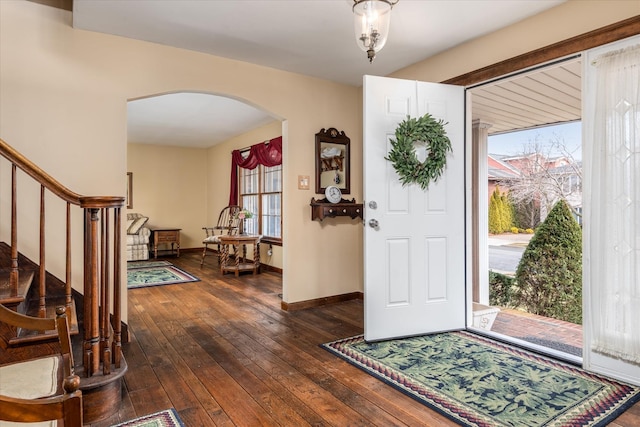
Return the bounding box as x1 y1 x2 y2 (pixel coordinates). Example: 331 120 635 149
310 197 363 221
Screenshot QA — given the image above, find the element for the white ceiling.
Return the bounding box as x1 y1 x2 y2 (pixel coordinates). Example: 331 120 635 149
72 0 568 147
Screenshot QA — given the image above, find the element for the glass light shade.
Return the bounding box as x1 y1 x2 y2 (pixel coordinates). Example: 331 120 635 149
353 0 393 61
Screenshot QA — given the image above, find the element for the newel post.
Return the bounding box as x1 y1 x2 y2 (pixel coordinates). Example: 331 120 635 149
83 208 101 376
112 207 123 368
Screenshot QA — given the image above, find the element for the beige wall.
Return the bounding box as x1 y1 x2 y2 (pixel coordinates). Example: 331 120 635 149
206 120 284 270
0 1 361 322
127 143 208 250
1 0 638 321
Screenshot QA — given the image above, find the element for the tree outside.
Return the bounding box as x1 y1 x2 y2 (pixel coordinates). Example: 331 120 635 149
488 186 514 234
513 199 582 324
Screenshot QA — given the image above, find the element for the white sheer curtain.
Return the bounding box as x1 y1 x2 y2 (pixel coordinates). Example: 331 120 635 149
588 44 640 364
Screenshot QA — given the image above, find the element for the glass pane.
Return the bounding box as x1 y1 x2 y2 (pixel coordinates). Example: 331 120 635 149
262 193 281 215
245 216 258 235
262 193 281 238
263 165 282 193
241 195 259 234
241 167 259 195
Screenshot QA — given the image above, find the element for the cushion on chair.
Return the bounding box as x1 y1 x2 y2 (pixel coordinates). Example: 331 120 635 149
0 420 56 426
0 356 59 399
127 216 149 234
203 235 221 244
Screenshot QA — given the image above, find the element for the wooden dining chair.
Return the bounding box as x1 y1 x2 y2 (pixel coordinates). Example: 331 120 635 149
201 205 241 266
0 304 83 427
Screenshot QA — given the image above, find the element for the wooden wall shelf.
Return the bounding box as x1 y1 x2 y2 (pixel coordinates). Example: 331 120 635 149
310 197 363 221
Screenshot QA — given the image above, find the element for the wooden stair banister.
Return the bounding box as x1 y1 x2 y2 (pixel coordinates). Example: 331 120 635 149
0 138 126 422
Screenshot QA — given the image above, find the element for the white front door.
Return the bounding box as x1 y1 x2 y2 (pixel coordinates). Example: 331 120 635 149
363 75 466 341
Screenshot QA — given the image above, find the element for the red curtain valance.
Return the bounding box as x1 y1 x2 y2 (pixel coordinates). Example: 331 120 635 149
229 136 282 205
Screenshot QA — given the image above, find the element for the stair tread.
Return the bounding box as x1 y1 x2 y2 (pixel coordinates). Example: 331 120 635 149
8 299 79 345
0 270 35 305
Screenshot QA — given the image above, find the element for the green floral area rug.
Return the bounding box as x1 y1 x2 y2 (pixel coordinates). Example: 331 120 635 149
126 263 199 289
111 408 184 426
322 332 640 426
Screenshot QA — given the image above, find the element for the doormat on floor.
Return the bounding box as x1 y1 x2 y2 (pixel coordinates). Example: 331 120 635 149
127 260 172 269
111 408 184 427
322 331 640 427
516 335 583 357
127 264 199 289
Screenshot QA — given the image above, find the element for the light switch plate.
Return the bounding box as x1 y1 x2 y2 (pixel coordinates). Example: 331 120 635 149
298 175 310 190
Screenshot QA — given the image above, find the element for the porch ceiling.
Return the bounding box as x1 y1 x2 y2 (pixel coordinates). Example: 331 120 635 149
470 58 582 135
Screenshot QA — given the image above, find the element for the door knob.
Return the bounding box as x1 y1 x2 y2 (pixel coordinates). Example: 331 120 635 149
368 219 379 228
368 201 377 209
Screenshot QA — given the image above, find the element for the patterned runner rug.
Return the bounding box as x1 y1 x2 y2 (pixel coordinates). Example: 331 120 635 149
127 263 199 289
127 260 172 269
322 331 640 427
112 408 184 427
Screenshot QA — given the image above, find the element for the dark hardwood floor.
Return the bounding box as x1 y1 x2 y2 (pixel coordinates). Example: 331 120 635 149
91 252 640 426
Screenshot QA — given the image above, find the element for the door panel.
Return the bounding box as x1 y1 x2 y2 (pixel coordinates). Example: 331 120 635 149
363 75 465 341
388 239 410 305
426 237 447 301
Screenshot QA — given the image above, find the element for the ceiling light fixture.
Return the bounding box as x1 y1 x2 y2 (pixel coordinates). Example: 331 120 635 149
352 0 398 63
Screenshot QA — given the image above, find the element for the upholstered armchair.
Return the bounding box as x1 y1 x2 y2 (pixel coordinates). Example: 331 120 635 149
126 213 151 261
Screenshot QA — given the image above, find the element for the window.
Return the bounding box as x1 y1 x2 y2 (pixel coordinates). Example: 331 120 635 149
239 162 282 243
231 136 282 243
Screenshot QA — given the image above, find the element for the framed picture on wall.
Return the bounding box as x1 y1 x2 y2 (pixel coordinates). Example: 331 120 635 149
126 172 133 209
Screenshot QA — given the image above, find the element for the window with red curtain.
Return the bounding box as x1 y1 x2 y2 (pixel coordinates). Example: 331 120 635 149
230 137 282 242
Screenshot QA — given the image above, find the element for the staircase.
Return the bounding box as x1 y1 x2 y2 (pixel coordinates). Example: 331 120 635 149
0 242 79 344
0 138 127 423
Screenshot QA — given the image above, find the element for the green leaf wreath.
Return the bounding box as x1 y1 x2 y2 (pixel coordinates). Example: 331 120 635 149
385 114 452 190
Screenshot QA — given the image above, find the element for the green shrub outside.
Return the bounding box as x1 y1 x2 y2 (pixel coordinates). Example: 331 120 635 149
514 199 540 230
489 186 514 234
489 271 517 308
500 191 514 232
513 199 582 324
516 227 534 234
488 189 501 234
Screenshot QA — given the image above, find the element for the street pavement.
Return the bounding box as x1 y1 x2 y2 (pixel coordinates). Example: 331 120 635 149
488 233 533 275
